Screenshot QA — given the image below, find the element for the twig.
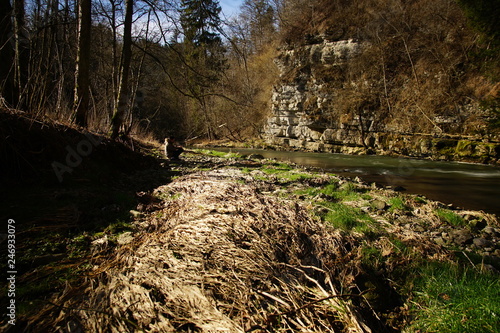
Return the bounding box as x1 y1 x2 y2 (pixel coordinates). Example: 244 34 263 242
47 301 113 315
256 290 291 308
462 251 479 271
270 289 373 319
281 263 329 296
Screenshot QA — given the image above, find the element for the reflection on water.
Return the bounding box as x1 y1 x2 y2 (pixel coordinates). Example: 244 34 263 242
215 148 500 216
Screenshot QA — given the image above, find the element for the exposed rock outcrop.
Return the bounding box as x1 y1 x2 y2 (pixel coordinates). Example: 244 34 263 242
264 37 500 164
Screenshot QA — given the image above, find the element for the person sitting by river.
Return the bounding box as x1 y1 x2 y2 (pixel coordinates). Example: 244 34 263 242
165 136 184 160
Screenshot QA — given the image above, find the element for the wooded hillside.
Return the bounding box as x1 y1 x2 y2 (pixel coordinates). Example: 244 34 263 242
276 0 500 136
0 0 498 141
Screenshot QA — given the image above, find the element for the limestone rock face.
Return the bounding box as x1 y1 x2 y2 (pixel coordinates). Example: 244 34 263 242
263 37 500 164
266 38 365 152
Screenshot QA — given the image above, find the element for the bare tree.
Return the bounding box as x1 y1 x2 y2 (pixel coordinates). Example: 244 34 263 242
74 0 92 127
110 0 133 139
0 0 15 106
13 0 27 108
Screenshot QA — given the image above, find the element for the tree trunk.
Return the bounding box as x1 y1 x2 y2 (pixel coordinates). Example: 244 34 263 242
13 0 27 109
0 0 15 106
73 0 92 127
110 0 133 139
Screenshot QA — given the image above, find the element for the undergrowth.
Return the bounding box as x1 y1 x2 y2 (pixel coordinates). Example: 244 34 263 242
388 197 409 213
268 161 500 332
6 137 500 332
246 161 316 183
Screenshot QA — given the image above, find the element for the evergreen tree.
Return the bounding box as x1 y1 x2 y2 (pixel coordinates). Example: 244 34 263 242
180 0 222 47
177 0 227 140
179 0 226 76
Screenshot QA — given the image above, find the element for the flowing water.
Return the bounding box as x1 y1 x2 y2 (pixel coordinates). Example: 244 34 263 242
214 148 500 216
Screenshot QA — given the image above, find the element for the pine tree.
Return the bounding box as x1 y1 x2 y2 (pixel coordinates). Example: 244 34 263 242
178 0 227 139
180 0 222 47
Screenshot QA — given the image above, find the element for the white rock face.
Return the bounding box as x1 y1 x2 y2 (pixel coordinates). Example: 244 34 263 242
266 39 364 148
316 39 361 65
264 37 500 163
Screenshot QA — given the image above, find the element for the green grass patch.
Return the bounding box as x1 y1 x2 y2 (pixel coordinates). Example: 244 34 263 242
390 238 410 255
361 246 383 266
282 172 313 182
261 164 292 175
320 202 376 233
407 262 500 332
197 149 242 159
435 208 466 226
331 182 366 201
256 163 314 183
321 183 338 197
241 167 252 174
388 197 409 212
265 162 293 170
104 219 134 234
296 181 362 201
294 181 337 198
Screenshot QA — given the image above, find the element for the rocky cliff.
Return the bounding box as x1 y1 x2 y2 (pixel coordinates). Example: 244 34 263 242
264 37 500 165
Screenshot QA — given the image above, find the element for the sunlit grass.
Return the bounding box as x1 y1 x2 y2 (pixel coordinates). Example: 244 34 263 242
195 149 242 159
388 197 409 212
435 208 465 226
295 181 367 202
319 202 376 233
407 262 500 332
254 162 315 182
334 182 365 201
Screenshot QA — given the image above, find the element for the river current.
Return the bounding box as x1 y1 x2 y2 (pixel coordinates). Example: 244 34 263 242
214 148 500 216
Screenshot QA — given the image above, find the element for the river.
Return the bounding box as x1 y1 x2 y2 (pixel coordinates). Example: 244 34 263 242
214 148 500 216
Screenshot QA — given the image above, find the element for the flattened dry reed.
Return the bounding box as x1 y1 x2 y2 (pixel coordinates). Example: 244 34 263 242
30 169 371 332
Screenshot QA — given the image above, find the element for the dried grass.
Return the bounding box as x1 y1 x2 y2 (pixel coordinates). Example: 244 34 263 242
29 169 371 332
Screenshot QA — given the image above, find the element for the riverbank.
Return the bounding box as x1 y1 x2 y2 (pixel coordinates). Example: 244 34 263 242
194 136 500 165
194 142 500 216
266 131 500 165
13 149 500 332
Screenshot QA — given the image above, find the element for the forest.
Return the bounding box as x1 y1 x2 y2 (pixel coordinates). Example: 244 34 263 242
0 0 499 143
